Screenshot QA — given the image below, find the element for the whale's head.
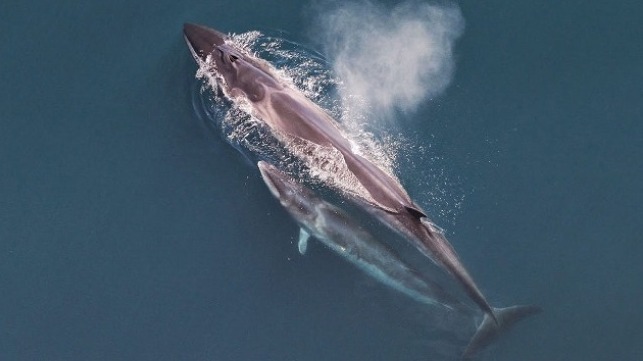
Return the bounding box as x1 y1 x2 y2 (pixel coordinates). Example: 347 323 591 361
257 161 318 221
183 23 226 61
257 161 300 206
183 23 273 101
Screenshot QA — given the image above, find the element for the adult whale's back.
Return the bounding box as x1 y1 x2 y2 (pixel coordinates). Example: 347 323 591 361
183 22 495 319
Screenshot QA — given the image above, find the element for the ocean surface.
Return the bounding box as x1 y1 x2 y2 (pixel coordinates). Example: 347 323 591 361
1 1 642 360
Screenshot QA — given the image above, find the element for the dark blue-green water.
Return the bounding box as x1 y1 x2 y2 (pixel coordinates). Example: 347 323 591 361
1 1 642 360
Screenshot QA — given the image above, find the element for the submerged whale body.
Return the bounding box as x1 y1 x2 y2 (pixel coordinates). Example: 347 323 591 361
258 160 466 311
258 160 541 358
183 23 540 358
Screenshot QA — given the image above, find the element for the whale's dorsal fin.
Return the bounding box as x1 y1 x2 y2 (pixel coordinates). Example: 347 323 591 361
404 205 427 219
298 228 310 255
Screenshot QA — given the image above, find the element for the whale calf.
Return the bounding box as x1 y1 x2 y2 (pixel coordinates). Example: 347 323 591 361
258 161 541 358
258 160 465 311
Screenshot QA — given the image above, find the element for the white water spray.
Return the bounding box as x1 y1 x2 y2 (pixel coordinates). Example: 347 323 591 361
312 1 464 123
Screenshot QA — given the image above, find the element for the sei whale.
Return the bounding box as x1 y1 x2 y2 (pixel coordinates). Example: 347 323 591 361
183 22 533 326
258 160 541 358
258 160 465 311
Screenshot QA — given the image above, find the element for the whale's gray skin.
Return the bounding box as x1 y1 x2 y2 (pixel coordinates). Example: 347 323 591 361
258 160 466 311
258 161 541 359
183 22 494 319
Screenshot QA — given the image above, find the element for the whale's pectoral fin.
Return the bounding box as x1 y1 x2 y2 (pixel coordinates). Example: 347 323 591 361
462 305 542 359
298 228 310 255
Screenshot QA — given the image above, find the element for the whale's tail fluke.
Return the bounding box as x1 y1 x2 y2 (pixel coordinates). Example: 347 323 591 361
462 305 542 359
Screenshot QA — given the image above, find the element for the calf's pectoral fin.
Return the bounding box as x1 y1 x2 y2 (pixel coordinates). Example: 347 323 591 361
298 228 310 255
